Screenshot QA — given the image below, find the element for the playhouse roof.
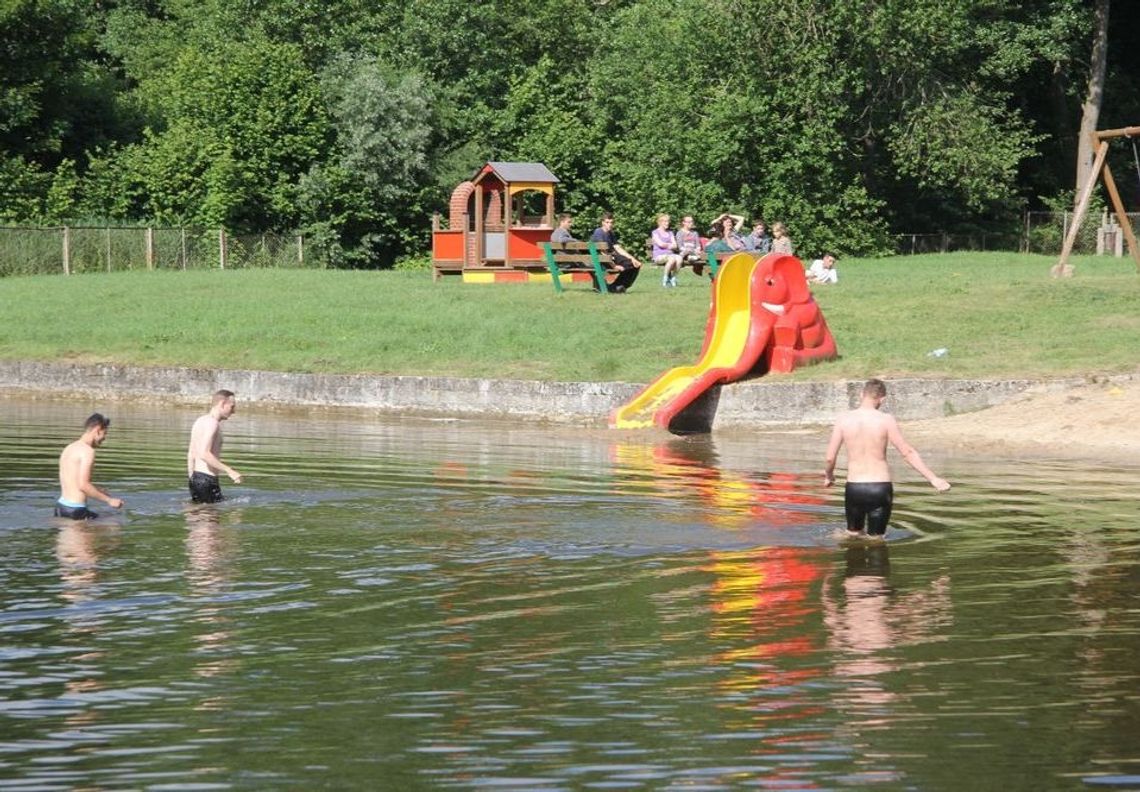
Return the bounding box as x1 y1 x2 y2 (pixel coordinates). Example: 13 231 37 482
475 162 559 184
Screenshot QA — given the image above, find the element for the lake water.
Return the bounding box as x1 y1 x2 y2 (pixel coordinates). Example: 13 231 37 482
1 397 1138 790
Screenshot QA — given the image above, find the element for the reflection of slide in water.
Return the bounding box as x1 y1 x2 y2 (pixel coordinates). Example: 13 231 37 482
611 253 837 431
705 546 827 706
609 439 825 529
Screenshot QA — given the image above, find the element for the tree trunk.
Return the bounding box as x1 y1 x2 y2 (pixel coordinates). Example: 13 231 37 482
1074 0 1110 212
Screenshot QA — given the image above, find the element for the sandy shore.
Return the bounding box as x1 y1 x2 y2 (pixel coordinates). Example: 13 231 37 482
906 374 1140 463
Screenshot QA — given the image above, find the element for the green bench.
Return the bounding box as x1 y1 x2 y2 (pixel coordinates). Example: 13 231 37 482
541 240 616 295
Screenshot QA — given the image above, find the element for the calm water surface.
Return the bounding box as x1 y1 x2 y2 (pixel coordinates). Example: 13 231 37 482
0 397 1138 790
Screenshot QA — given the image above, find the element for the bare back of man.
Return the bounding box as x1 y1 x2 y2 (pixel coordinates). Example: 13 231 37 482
831 407 896 483
825 379 949 536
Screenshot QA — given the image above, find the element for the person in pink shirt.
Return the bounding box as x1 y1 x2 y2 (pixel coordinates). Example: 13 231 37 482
651 214 683 288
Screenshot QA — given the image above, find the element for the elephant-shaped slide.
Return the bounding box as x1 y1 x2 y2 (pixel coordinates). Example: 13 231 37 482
610 252 838 431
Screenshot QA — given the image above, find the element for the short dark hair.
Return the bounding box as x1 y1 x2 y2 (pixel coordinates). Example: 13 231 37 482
557 213 572 223
212 389 235 405
863 379 887 398
600 211 614 222
84 413 110 430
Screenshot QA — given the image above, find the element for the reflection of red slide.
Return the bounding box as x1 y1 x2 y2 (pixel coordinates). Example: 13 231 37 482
610 442 826 529
611 253 838 430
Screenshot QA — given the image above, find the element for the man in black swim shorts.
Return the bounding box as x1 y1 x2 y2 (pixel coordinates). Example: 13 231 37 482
186 390 243 503
843 481 894 537
824 379 950 536
56 413 124 519
188 471 225 503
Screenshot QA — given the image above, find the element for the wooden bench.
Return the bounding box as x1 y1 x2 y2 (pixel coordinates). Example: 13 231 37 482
643 237 708 276
540 240 616 294
640 237 761 281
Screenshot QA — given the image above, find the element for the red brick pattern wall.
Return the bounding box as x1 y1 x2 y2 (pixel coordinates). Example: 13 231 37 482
486 190 502 229
449 181 474 230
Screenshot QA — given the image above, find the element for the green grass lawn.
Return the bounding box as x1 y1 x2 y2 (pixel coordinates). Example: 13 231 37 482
0 252 1136 383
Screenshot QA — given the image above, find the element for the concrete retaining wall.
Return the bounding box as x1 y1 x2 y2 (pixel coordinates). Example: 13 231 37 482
0 360 1086 427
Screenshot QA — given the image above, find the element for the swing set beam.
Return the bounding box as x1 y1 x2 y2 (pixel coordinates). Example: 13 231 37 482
1052 126 1140 278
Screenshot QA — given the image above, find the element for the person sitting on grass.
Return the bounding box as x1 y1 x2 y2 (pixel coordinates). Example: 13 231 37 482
651 213 683 288
808 253 838 284
589 212 642 293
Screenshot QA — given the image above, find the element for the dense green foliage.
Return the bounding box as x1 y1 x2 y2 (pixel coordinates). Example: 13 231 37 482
2 0 1139 263
0 254 1136 381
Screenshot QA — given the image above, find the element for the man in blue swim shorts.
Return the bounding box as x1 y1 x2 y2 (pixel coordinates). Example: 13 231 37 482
55 413 124 519
186 389 243 503
823 379 950 537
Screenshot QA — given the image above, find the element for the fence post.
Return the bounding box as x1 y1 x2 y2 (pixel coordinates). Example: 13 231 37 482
105 227 112 272
180 228 187 270
219 228 227 269
145 227 155 270
61 226 71 275
297 234 304 266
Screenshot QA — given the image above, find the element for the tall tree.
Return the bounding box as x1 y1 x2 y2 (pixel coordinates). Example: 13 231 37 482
1074 0 1110 209
298 57 434 266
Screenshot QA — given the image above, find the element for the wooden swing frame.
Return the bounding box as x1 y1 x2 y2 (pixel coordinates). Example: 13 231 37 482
1052 125 1140 277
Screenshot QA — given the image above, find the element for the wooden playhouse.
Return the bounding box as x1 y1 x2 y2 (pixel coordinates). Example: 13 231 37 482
431 161 592 285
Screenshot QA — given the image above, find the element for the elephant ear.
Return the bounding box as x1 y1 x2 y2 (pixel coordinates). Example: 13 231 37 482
752 254 789 305
771 255 811 303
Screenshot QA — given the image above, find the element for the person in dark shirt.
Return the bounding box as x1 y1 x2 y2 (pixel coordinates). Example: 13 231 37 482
589 212 642 293
746 219 772 253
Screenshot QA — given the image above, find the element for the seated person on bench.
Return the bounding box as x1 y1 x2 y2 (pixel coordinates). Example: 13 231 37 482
676 214 705 274
551 213 577 243
589 212 642 293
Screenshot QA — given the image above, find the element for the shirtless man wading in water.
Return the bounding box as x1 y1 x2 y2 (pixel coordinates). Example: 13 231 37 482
824 379 951 537
187 389 243 503
56 413 123 520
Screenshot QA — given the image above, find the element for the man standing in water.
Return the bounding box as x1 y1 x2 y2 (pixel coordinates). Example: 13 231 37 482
187 389 243 503
824 379 950 537
56 413 123 519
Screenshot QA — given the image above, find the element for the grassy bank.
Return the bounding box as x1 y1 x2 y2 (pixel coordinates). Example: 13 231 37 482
0 252 1136 383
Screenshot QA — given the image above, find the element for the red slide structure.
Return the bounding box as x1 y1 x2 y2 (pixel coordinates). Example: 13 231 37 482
610 252 838 431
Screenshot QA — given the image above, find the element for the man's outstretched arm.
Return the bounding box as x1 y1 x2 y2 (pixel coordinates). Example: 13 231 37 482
887 418 950 492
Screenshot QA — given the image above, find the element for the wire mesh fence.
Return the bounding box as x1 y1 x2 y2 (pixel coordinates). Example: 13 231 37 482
3 213 1136 275
0 226 317 277
890 210 1140 256
1023 210 1140 256
891 232 1022 255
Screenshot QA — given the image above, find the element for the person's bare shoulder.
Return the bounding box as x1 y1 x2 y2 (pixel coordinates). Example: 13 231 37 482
64 439 90 456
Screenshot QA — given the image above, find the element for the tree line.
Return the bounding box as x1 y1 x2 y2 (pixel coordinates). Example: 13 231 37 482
2 0 1137 266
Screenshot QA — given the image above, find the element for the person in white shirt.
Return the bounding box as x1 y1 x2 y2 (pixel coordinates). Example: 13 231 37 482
808 254 838 284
